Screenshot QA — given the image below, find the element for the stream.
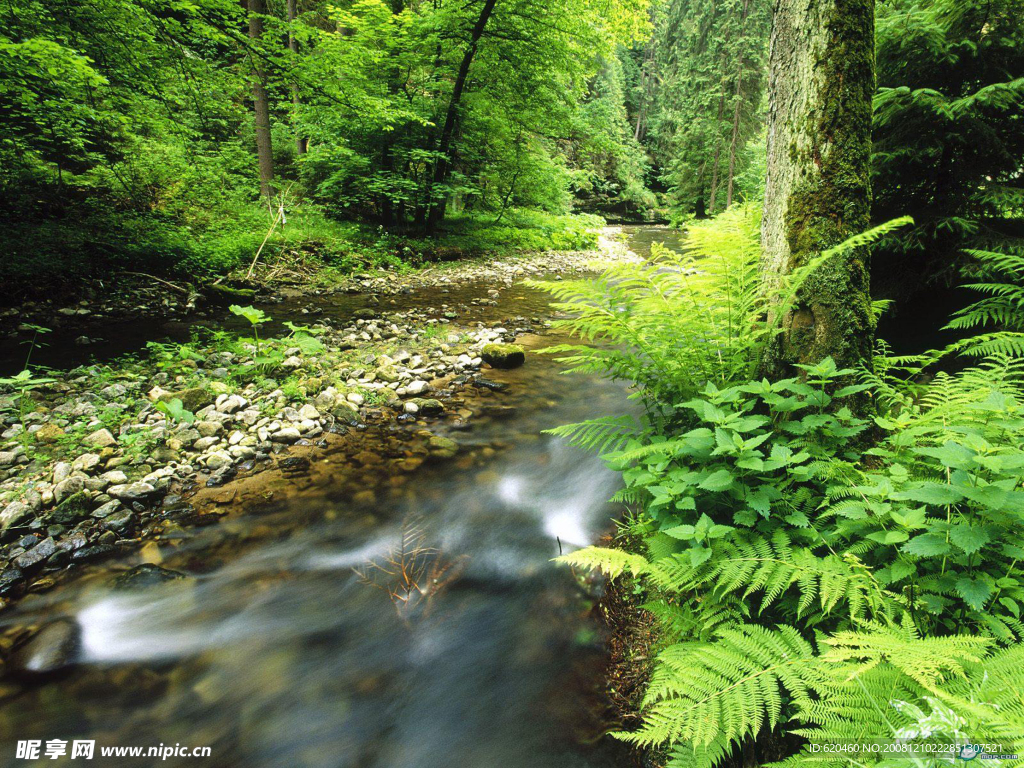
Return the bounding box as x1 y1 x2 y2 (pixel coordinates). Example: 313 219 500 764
0 226 678 767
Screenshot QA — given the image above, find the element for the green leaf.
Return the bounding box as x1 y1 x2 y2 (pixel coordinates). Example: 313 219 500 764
868 530 910 545
663 524 696 541
154 398 196 425
698 468 735 492
689 546 712 567
948 524 990 555
955 577 992 610
903 533 951 557
892 482 964 505
229 304 269 326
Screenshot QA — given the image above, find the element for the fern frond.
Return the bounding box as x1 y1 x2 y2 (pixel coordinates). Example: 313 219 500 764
542 415 639 453
555 546 649 579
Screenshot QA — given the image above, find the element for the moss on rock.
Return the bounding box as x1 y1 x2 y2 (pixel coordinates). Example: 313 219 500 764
481 343 526 369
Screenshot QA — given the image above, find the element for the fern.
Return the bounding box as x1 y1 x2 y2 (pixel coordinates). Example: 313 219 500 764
543 414 639 453
618 624 818 749
944 248 1024 358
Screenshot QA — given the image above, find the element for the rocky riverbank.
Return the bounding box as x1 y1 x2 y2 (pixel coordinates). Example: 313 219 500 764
0 234 640 611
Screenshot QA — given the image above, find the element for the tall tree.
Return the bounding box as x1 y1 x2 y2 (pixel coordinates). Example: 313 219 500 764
725 0 751 207
424 0 499 228
758 0 876 378
287 0 307 155
248 0 276 198
650 0 769 218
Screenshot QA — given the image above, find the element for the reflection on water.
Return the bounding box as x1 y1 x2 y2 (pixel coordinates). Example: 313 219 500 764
618 224 686 259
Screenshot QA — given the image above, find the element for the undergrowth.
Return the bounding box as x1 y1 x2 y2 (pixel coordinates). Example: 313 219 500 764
538 204 1024 767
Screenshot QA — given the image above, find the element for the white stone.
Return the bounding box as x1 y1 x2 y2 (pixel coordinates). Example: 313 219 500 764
406 380 430 395
299 403 321 420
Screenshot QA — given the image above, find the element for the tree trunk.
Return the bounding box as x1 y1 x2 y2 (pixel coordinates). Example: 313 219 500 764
634 38 656 142
725 0 752 209
706 90 727 213
725 70 743 208
758 0 875 379
287 0 307 155
248 0 276 198
425 0 499 229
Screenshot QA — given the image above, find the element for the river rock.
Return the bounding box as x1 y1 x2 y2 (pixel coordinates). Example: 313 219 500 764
91 499 123 519
0 450 21 466
108 481 158 502
272 427 302 443
407 398 444 416
14 537 57 570
406 380 430 395
54 476 85 503
1 501 33 529
51 492 91 524
83 428 117 448
101 509 134 533
160 387 214 413
279 456 310 473
72 453 101 472
34 423 65 443
111 563 189 591
481 343 525 369
194 436 220 451
9 619 80 676
100 469 128 485
299 403 321 420
0 567 24 596
205 451 232 470
196 420 223 437
52 461 73 484
216 394 246 414
427 436 460 460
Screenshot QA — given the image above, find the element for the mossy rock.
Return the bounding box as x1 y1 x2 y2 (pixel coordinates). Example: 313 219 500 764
376 366 401 383
33 423 66 444
427 435 459 459
408 397 444 415
158 387 214 413
481 343 525 370
50 492 92 524
300 377 324 394
204 283 256 306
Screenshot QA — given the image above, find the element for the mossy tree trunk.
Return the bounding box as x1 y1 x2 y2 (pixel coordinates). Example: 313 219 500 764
758 0 875 379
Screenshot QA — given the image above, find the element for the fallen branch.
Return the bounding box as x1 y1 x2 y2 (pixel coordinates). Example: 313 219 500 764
120 271 190 295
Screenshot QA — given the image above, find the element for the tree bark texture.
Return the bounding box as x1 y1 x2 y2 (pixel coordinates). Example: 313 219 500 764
758 0 875 378
248 0 276 198
725 0 752 209
287 0 307 155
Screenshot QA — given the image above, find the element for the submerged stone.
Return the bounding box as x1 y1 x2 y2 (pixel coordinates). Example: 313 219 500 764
9 619 81 676
110 563 190 591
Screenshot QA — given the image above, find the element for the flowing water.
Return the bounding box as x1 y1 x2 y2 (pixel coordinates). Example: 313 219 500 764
0 226 676 767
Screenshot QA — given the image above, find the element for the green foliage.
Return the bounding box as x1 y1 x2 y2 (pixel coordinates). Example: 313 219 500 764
548 206 1024 767
872 0 1024 299
648 0 771 217
153 398 196 425
229 304 270 358
943 249 1024 358
0 0 641 299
